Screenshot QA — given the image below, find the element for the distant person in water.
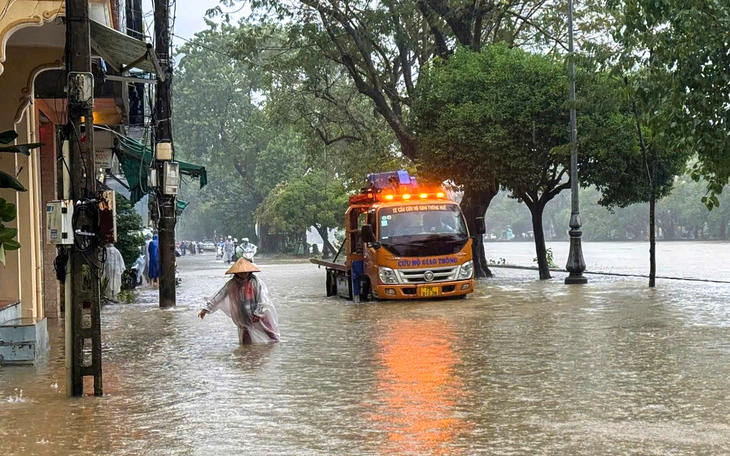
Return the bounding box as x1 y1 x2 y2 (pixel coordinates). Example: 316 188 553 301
199 258 279 344
148 234 160 287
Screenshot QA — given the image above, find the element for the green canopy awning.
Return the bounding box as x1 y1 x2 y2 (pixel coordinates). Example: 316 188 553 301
177 200 189 216
116 137 207 204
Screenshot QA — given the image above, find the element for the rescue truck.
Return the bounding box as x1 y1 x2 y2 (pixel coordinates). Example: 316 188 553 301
311 170 485 301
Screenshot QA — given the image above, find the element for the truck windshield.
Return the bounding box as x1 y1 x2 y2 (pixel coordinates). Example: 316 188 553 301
378 204 469 257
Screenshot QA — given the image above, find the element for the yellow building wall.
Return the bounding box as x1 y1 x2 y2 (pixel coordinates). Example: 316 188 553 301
0 44 63 317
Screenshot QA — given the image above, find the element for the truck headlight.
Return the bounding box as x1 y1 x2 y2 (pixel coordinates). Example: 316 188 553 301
457 261 473 279
379 267 399 284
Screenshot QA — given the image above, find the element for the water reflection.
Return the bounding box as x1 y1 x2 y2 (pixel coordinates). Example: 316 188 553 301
370 318 469 455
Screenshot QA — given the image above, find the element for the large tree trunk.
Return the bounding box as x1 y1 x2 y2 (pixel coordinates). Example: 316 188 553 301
649 189 656 288
460 182 498 278
529 203 551 280
314 225 336 259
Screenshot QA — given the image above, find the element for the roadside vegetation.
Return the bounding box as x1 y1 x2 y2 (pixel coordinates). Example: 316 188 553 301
171 0 729 285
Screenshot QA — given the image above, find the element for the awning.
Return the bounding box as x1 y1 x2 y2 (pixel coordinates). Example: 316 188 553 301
116 136 207 204
90 20 164 80
177 200 189 216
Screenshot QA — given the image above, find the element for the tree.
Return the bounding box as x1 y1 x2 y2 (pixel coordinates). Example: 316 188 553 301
115 193 145 267
218 0 576 277
173 22 308 251
416 45 636 279
606 0 730 203
256 170 349 256
583 73 688 287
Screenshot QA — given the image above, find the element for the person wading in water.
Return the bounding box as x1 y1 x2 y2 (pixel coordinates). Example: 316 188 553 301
199 258 279 344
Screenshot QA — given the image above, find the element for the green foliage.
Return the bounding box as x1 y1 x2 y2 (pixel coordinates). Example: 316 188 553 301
580 74 688 209
534 248 557 269
117 289 136 304
257 170 349 235
115 193 145 267
0 133 29 265
605 0 730 205
0 170 26 191
0 129 42 156
173 21 403 247
415 45 637 278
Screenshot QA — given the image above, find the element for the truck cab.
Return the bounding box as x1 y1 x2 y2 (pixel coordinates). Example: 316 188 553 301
313 170 483 301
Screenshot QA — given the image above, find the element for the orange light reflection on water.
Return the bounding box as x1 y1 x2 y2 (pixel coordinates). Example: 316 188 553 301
368 318 469 455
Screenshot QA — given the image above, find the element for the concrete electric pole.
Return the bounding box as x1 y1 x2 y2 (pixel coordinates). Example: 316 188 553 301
65 0 103 396
154 0 177 307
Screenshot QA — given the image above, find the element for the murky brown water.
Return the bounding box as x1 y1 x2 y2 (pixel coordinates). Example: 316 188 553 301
2 249 730 455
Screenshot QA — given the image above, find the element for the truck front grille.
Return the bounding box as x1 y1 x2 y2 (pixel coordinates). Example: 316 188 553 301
397 267 458 283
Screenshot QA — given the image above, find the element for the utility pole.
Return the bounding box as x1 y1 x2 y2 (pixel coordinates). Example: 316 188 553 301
154 0 176 307
65 0 103 395
564 0 588 285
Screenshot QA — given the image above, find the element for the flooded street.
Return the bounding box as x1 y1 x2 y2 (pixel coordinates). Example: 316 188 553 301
2 249 730 455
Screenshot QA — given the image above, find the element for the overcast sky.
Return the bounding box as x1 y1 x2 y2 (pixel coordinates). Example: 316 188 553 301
141 0 246 47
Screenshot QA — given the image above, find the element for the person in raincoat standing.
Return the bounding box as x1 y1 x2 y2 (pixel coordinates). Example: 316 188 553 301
102 243 125 301
148 234 160 286
198 258 279 344
223 235 235 264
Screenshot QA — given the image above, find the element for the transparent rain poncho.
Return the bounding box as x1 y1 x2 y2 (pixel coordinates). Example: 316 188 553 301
103 244 125 301
205 274 280 344
133 254 146 285
223 240 235 263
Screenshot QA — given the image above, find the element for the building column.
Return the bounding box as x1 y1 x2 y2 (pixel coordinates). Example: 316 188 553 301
15 109 42 318
39 118 60 318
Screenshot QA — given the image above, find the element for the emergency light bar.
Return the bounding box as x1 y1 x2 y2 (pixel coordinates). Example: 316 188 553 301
350 189 447 205
350 170 447 204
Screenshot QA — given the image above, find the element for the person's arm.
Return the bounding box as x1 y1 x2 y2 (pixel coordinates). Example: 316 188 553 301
199 281 230 319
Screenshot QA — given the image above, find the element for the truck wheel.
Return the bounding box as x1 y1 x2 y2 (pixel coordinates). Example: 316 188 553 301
326 270 337 297
359 277 372 302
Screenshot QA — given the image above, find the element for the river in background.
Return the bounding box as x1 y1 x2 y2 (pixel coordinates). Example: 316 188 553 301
1 246 730 455
486 241 730 281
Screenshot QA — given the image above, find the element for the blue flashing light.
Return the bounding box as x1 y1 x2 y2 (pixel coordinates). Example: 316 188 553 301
397 170 410 185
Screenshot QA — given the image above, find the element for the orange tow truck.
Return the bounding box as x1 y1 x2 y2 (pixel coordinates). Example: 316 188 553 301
311 170 485 301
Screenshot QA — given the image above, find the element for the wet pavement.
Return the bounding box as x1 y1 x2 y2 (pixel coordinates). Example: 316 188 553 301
2 251 730 455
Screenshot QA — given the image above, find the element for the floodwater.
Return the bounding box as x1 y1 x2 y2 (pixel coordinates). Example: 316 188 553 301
2 244 730 455
486 240 730 282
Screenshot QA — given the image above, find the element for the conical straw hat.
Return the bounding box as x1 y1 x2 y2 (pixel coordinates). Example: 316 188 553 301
225 258 260 274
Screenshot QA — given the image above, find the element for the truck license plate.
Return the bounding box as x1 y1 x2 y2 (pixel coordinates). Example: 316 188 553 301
420 286 439 297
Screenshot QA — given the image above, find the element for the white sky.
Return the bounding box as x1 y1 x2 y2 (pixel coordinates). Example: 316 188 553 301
141 0 246 48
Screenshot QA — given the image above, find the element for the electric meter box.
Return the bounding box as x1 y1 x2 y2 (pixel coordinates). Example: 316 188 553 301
156 142 173 160
46 200 74 245
149 168 158 188
67 72 93 108
162 161 180 195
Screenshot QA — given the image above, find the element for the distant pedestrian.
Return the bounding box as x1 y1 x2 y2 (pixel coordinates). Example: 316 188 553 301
223 236 235 263
199 258 279 344
102 243 125 302
143 235 152 284
148 235 160 287
181 241 187 256
133 248 146 286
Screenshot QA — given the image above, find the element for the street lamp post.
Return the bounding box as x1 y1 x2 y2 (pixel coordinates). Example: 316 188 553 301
565 0 587 284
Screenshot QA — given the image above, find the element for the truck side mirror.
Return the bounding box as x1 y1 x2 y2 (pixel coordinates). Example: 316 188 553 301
361 224 375 243
475 217 486 235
